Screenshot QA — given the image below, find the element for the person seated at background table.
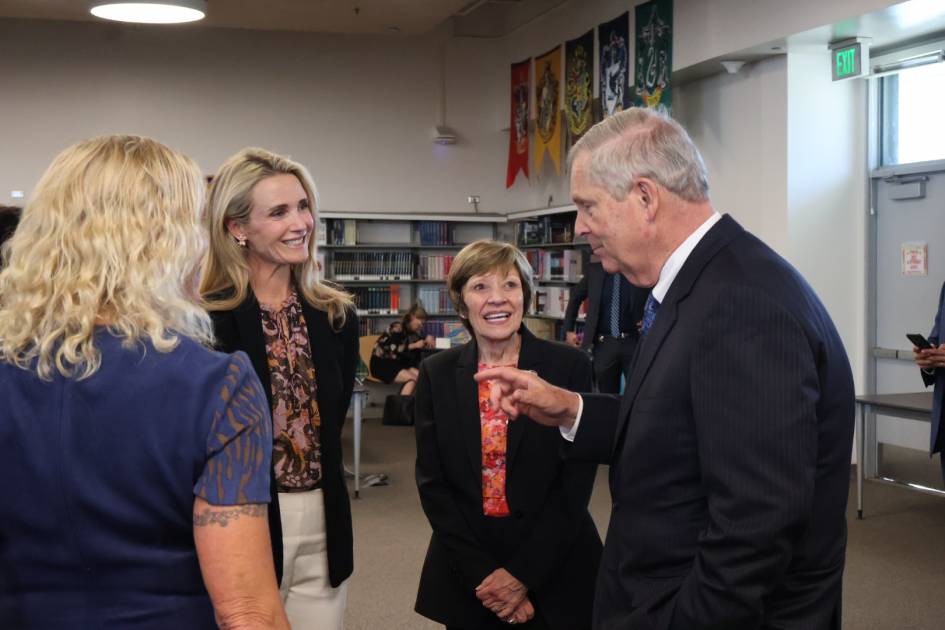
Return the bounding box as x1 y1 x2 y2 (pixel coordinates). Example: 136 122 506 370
201 147 359 630
0 135 287 628
370 302 434 395
413 239 601 629
914 279 945 482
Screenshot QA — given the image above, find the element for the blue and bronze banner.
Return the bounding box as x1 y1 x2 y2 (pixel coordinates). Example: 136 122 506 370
534 45 562 175
506 58 530 188
565 29 594 148
634 0 673 111
598 12 630 118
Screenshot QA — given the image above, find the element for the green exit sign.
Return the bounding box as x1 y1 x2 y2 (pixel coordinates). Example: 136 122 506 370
831 41 867 81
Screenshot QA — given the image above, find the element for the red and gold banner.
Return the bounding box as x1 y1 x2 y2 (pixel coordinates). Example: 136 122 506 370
506 58 531 188
534 45 562 175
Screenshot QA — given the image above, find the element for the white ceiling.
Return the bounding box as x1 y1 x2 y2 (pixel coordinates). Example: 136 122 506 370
0 0 477 35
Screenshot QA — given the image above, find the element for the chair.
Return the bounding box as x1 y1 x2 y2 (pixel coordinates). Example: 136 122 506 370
357 334 398 406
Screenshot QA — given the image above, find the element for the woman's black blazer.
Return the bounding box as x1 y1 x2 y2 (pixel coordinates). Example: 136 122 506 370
209 290 358 588
414 327 602 629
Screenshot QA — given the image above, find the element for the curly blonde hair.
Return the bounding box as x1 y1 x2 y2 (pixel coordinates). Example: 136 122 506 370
200 147 352 327
0 134 213 380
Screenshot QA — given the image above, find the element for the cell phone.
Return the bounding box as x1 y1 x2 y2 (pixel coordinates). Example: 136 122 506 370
907 333 933 350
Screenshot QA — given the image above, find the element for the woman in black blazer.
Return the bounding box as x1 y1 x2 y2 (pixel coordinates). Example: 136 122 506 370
201 148 357 630
414 240 601 629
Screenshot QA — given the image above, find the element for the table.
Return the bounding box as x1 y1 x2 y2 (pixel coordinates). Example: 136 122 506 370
855 392 937 519
349 383 390 499
351 384 367 498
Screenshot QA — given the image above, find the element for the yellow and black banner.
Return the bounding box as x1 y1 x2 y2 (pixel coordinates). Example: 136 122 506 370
533 45 562 175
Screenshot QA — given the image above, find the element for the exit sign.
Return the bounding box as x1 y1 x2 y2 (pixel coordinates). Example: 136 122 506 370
831 40 869 81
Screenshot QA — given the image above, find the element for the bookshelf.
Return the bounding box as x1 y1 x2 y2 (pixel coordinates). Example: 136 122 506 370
504 205 590 342
317 211 503 343
317 207 590 344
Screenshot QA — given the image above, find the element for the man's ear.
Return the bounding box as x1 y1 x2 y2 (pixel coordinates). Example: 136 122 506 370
636 178 661 221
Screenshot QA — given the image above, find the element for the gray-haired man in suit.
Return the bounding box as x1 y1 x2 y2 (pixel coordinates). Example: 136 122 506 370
478 107 855 630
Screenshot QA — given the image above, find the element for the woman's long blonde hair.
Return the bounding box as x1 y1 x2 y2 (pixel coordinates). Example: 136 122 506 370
0 134 213 380
200 148 352 327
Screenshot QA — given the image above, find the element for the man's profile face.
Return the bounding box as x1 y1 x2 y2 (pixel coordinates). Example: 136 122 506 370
570 153 649 285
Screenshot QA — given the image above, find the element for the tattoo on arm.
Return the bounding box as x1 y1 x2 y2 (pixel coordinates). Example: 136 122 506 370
193 503 267 527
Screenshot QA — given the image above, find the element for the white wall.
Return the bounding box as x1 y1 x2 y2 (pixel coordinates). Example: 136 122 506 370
0 19 482 214
786 50 868 392
674 56 789 255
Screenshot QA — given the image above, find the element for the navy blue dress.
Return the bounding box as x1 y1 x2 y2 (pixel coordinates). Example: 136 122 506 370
0 332 272 628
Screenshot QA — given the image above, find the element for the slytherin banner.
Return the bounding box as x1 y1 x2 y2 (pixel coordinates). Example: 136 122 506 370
506 58 530 188
533 45 562 175
598 12 630 118
634 0 673 111
565 29 594 148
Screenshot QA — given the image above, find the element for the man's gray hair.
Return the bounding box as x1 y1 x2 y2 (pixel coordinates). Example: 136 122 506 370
568 107 710 203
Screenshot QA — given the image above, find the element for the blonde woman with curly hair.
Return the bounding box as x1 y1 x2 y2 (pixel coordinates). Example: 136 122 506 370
0 135 288 629
201 148 358 630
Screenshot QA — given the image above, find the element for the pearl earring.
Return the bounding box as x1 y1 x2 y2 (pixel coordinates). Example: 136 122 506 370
235 234 247 248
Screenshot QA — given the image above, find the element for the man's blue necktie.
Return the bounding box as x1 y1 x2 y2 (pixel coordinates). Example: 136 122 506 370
609 274 621 336
640 294 660 337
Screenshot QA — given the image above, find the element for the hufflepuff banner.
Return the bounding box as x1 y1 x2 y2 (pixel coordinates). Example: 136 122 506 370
634 0 673 112
565 29 594 149
533 45 562 175
506 58 531 188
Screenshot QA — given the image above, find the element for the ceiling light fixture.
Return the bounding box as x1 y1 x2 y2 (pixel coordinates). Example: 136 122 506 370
89 1 207 24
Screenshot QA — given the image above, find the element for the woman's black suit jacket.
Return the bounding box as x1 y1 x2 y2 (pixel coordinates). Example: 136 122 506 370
414 327 602 629
209 291 358 588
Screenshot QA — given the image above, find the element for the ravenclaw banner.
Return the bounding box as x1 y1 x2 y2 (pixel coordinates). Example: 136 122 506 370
533 45 562 175
565 29 594 149
634 0 673 112
598 12 631 118
506 58 530 188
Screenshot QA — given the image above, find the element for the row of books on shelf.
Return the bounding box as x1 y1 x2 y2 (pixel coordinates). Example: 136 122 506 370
417 286 452 315
316 218 456 246
332 252 414 280
357 316 470 346
319 219 357 246
525 248 584 282
423 321 471 346
417 253 454 280
352 286 400 314
417 221 453 245
517 213 576 246
530 285 572 319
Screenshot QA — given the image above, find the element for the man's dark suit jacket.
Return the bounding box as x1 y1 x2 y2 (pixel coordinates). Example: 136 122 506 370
921 280 945 454
572 215 855 629
414 327 602 629
209 291 359 588
563 262 648 352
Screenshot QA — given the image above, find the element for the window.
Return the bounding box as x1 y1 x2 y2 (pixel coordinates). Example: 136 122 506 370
881 59 945 166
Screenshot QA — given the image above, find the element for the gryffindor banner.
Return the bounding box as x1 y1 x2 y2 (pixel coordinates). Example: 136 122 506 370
565 29 594 149
506 58 530 188
533 45 562 176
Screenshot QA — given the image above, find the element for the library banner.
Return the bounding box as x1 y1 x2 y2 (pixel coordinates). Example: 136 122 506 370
506 58 531 188
634 0 673 111
598 12 630 118
565 29 594 149
534 45 562 175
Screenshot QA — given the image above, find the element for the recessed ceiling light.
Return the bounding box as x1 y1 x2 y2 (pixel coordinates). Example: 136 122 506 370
89 1 207 24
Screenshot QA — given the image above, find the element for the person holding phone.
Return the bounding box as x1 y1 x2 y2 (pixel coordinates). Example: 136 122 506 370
913 280 945 482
